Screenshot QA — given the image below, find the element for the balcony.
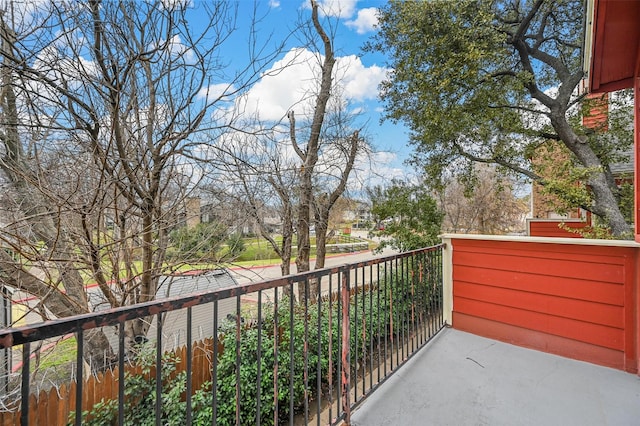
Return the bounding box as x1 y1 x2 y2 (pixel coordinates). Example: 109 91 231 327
0 234 639 425
351 328 640 425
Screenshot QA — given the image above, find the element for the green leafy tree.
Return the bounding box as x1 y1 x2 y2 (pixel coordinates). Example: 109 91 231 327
368 0 633 238
368 180 443 252
169 222 228 261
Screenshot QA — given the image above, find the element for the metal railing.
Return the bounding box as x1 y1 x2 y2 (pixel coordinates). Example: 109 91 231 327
0 245 444 425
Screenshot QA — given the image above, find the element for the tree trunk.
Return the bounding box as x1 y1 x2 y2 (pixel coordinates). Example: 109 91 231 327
551 114 631 237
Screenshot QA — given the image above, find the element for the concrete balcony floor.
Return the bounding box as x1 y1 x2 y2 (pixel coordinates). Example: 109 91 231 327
351 328 640 426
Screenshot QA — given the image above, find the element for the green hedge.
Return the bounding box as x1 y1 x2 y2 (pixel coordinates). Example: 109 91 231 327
74 266 440 425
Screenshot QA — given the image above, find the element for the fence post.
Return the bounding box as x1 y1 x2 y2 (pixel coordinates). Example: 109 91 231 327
441 236 454 326
341 269 351 425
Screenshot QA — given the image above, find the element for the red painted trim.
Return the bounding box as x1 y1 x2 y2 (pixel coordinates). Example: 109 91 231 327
635 70 640 242
455 281 623 328
590 78 635 94
625 249 640 374
454 296 623 350
528 220 587 238
454 265 624 305
623 250 637 372
589 0 606 92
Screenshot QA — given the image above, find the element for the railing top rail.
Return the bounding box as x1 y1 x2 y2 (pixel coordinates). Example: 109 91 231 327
0 244 444 349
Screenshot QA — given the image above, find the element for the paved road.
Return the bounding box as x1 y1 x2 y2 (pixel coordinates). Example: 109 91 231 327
227 245 396 287
11 232 392 325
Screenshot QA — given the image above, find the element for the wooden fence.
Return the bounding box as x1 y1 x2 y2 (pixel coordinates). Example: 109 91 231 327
0 338 220 426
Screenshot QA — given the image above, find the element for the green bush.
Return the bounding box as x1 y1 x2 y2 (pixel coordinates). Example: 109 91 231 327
214 296 340 425
69 345 212 426
224 233 246 260
71 266 441 425
168 222 227 261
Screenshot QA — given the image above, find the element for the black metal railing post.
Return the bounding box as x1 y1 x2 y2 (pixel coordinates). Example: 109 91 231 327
340 267 351 425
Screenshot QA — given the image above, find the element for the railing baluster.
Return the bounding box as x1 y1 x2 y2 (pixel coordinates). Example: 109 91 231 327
304 278 309 425
354 266 358 402
328 272 334 423
118 322 125 426
20 342 30 426
407 256 417 354
384 260 393 377
394 256 399 368
156 314 163 426
75 330 83 426
212 300 218 426
401 256 406 363
316 277 322 426
369 263 374 394
341 267 351 425
273 287 279 426
256 291 262 426
376 262 382 385
186 307 193 426
337 270 343 421
289 282 294 426
235 295 241 426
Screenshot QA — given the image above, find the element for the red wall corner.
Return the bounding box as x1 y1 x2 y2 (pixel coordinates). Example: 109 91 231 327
450 237 640 373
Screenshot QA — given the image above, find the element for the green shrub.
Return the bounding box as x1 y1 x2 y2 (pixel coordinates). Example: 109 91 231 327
214 296 340 425
224 233 246 260
70 265 440 425
168 222 227 261
69 345 210 426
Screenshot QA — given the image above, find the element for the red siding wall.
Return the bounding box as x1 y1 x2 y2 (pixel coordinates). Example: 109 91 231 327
451 237 639 373
528 220 588 238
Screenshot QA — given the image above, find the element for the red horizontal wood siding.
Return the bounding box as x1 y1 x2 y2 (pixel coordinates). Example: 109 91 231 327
528 220 588 238
451 237 638 373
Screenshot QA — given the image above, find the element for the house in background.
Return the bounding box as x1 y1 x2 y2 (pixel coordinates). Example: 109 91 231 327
527 88 635 238
584 0 640 242
89 269 240 354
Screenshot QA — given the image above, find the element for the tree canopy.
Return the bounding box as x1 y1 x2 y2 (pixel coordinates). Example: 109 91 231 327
369 0 633 238
368 180 443 252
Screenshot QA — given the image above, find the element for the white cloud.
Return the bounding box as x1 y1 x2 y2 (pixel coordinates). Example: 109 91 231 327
160 0 193 9
302 0 358 18
347 151 407 193
197 83 236 103
269 0 281 7
345 7 379 34
237 48 387 122
167 34 196 63
335 55 386 102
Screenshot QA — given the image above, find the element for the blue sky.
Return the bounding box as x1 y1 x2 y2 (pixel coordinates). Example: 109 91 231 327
6 0 413 188
192 0 414 185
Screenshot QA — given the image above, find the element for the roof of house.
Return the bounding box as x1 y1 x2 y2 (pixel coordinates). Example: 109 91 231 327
584 0 640 93
157 269 239 298
610 147 635 176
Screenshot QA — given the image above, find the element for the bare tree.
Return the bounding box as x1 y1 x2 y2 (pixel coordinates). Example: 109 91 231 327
207 0 370 296
290 0 366 283
439 165 528 235
0 0 284 365
205 129 299 277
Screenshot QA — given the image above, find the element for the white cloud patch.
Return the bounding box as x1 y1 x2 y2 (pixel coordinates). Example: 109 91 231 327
302 0 358 18
348 151 407 192
167 34 196 63
345 7 379 34
269 0 281 7
197 83 236 103
335 55 386 102
237 48 387 122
